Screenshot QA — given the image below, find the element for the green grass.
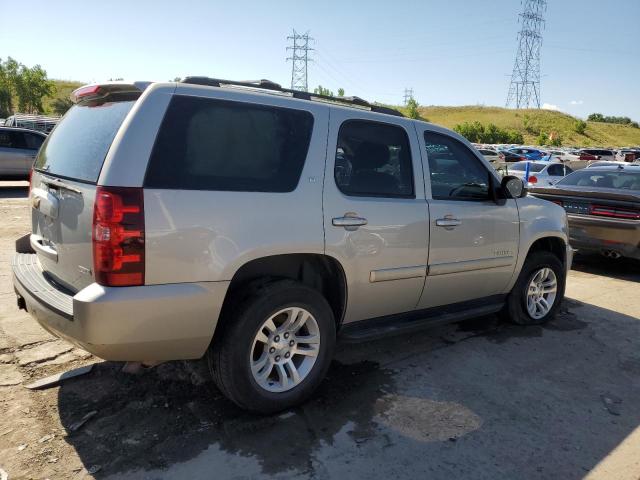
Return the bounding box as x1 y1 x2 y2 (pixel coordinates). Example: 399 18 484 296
396 105 640 147
42 79 84 115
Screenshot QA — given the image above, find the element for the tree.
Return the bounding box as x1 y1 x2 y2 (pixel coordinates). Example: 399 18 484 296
337 88 345 97
0 57 20 117
0 58 55 115
313 85 333 96
51 97 74 116
574 120 587 135
13 64 55 113
536 132 549 146
406 97 421 120
453 121 522 144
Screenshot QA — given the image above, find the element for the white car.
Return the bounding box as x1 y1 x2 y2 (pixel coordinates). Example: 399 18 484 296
477 148 500 163
507 161 574 187
615 149 640 162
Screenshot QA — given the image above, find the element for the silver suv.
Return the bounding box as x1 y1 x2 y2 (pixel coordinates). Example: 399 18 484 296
12 78 572 413
0 126 46 179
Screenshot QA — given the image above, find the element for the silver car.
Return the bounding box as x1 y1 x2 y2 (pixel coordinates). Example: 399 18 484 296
12 78 572 413
0 127 46 179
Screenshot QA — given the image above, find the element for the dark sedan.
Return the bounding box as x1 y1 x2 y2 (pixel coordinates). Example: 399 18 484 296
530 165 640 260
498 150 526 163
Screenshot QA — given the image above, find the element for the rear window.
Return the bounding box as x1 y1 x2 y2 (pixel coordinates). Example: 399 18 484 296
144 95 314 192
558 170 640 189
35 101 134 183
509 162 546 172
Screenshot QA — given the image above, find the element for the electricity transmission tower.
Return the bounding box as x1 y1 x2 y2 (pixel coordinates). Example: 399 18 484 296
506 0 547 109
286 30 313 92
403 88 414 105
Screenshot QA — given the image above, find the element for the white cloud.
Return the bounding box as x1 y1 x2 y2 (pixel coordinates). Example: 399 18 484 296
542 103 559 111
569 100 584 105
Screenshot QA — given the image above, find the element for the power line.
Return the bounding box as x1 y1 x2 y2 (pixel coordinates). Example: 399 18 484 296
506 0 547 109
286 30 313 92
403 88 414 105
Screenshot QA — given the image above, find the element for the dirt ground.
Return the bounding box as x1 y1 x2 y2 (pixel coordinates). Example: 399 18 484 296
0 181 639 480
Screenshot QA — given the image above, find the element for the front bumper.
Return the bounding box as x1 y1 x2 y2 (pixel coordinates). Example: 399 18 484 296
568 214 640 260
12 253 229 361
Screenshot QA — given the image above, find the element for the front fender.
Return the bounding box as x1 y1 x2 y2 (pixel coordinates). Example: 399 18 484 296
506 195 569 291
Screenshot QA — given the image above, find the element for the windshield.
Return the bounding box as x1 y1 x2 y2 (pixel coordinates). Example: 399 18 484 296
558 170 640 190
35 101 135 183
509 162 546 172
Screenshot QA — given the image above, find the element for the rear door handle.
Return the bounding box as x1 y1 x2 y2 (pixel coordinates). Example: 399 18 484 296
332 215 368 229
30 234 58 262
436 218 462 227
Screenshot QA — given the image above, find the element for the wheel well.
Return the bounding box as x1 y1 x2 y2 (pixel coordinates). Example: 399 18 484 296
527 237 566 265
220 254 347 330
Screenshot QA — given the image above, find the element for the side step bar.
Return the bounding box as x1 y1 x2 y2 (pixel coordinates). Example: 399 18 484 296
339 302 505 343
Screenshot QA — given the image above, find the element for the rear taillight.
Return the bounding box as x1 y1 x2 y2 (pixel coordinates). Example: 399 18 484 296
588 204 640 220
72 85 102 102
528 175 538 184
92 186 145 286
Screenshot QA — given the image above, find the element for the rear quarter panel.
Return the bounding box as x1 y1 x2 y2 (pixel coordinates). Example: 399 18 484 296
143 86 330 284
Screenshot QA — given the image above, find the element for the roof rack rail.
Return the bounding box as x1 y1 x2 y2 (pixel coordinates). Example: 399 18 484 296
181 76 403 117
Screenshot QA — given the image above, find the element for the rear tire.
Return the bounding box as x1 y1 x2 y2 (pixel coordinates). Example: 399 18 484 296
207 279 336 414
502 251 565 325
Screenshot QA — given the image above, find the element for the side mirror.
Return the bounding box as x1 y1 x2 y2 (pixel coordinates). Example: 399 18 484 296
501 175 526 198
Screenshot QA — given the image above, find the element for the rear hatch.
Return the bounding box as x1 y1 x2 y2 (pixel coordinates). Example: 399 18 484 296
30 86 140 293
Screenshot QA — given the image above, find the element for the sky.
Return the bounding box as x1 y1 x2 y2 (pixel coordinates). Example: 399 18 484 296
1 0 639 120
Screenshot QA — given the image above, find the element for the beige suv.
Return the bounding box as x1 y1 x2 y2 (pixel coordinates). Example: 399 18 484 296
12 78 572 413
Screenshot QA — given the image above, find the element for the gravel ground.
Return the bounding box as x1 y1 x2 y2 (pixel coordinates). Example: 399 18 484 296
0 181 638 480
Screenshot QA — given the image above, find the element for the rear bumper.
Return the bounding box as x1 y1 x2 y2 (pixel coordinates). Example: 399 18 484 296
12 253 229 361
567 214 640 260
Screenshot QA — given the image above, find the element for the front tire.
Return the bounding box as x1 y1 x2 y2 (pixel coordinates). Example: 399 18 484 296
207 280 336 413
502 251 565 325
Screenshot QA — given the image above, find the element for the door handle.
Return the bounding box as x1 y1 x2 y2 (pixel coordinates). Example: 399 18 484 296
332 215 368 228
436 218 462 227
30 234 58 262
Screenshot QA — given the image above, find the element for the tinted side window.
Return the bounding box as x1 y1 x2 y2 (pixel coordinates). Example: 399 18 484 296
424 131 490 201
0 131 26 149
547 164 564 176
0 130 12 148
24 133 44 150
335 120 414 198
145 96 314 192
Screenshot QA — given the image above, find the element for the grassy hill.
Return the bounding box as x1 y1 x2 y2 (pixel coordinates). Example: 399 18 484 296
398 105 640 148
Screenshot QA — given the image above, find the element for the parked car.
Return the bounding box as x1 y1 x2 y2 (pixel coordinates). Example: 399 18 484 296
579 148 615 162
0 127 46 179
587 161 639 168
498 150 526 163
615 150 640 162
530 165 640 260
12 78 571 413
477 148 500 163
4 113 59 134
508 161 573 187
507 147 546 160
